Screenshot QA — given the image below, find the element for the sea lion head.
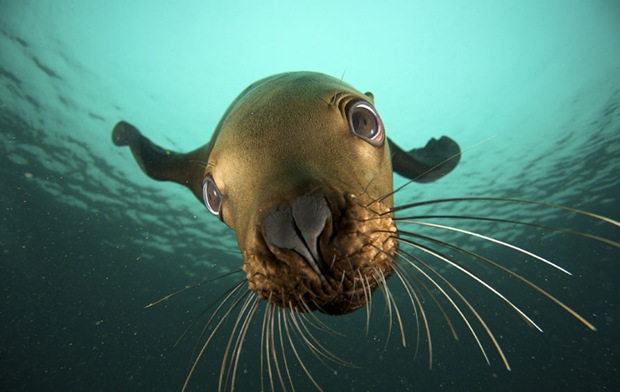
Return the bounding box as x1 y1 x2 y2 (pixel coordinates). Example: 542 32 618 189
205 72 396 314
112 71 460 315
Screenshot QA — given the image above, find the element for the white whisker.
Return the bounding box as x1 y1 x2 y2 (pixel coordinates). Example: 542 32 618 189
277 308 296 391
181 282 248 392
396 248 494 367
399 237 543 333
399 220 573 275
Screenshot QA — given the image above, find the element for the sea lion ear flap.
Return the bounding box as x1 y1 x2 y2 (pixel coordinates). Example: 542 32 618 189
112 121 208 201
388 136 461 183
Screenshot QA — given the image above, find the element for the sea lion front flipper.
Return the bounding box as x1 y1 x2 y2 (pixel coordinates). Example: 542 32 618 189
388 136 461 183
112 121 208 201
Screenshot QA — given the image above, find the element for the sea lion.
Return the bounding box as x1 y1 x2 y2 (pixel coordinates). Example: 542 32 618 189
112 72 619 391
112 71 460 315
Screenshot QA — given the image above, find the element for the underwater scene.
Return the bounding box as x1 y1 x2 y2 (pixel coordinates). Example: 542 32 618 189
1 1 619 391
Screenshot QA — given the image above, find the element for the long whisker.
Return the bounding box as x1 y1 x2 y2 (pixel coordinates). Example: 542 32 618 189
288 304 353 368
261 300 274 392
181 279 247 371
174 278 248 348
211 289 254 390
381 268 407 348
390 265 423 359
389 197 620 229
297 297 342 336
397 235 543 332
394 259 461 342
395 214 620 248
181 281 250 392
395 245 503 368
378 136 495 204
390 264 432 366
224 293 261 391
370 267 394 349
268 298 286 392
402 245 506 367
398 220 573 275
358 270 372 334
145 269 243 308
277 307 296 392
283 305 325 392
397 227 597 330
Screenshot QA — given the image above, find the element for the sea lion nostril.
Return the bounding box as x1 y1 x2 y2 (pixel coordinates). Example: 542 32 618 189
291 191 330 267
263 191 331 277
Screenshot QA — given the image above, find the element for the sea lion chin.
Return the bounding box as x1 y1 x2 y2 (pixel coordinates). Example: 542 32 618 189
111 71 460 315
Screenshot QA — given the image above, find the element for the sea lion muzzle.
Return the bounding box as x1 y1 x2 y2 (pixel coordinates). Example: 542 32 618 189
244 188 398 315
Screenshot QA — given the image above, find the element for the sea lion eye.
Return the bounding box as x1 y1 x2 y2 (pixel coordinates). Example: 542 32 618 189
202 175 223 217
347 100 384 146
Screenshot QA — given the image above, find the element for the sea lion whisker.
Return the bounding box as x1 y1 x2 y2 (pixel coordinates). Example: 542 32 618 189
287 303 354 368
297 299 342 336
266 301 287 392
231 295 262 391
365 275 375 333
389 197 620 230
397 236 544 332
180 279 247 371
381 136 495 203
297 299 326 329
144 269 243 309
172 277 248 349
394 214 620 248
394 246 498 367
223 293 261 392
187 159 210 170
181 282 251 392
267 303 283 392
395 246 495 365
367 242 433 362
260 301 273 392
397 262 460 342
348 270 360 311
358 270 372 334
277 309 296 392
384 268 407 347
376 141 469 205
282 306 325 392
398 220 573 276
396 227 597 330
390 263 431 365
296 298 345 336
206 290 254 391
374 269 393 347
329 253 337 269
383 268 407 348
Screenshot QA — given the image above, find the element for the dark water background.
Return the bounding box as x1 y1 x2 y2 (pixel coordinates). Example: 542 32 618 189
1 1 619 391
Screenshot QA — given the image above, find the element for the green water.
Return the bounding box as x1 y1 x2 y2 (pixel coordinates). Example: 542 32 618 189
1 1 619 391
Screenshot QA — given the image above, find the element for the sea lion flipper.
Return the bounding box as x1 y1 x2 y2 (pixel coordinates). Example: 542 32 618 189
112 121 208 201
388 136 461 183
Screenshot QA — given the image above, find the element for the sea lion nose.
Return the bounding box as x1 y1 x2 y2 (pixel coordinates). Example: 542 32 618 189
263 190 331 280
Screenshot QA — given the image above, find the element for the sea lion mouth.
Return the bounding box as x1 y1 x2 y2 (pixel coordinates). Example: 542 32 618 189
243 190 398 315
